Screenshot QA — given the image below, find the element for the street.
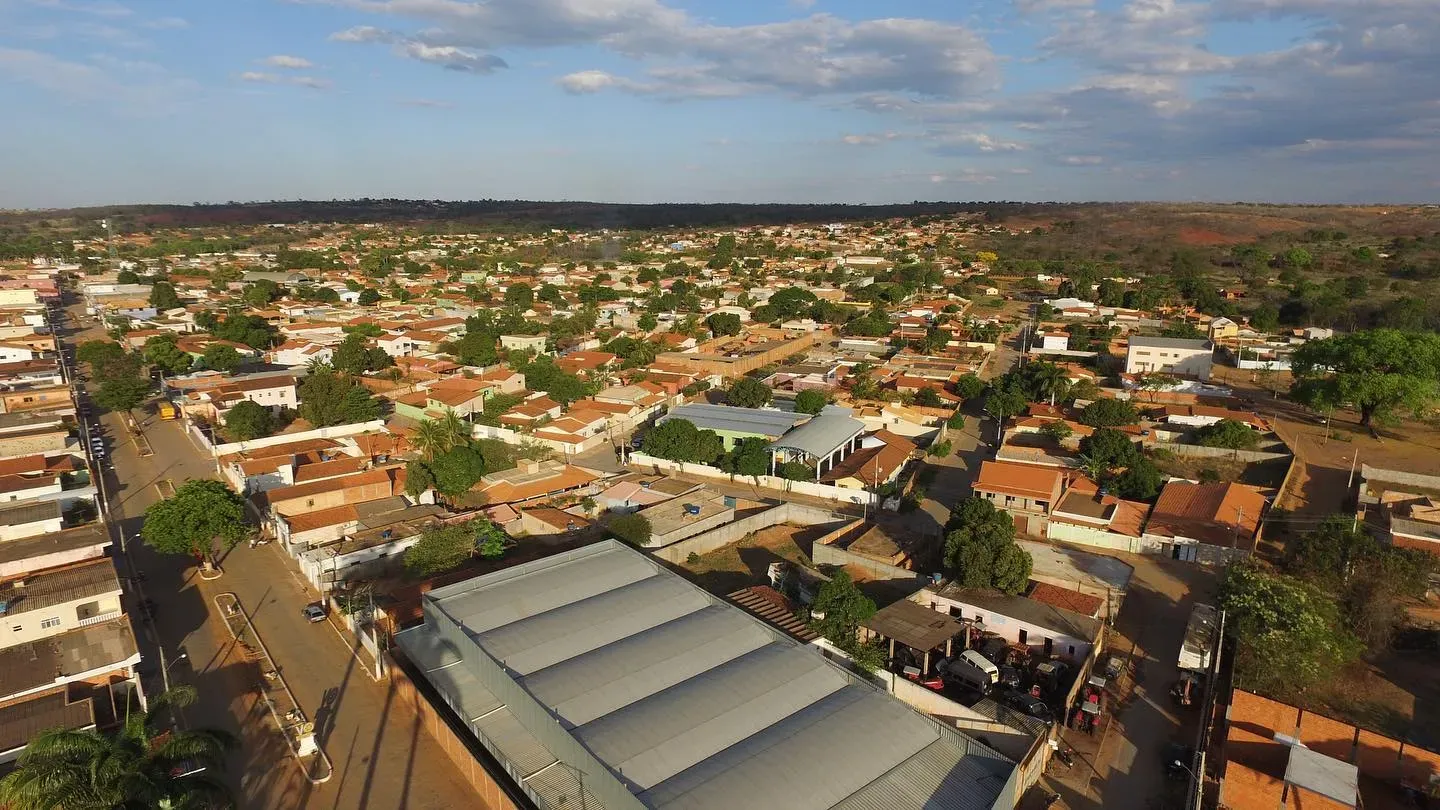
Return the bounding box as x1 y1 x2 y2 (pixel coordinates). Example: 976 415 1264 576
64 303 480 809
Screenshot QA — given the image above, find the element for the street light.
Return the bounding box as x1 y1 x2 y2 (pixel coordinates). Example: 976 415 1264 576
165 652 188 672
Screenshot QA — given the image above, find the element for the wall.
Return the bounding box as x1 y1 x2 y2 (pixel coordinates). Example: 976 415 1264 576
921 592 1094 662
813 542 927 583
208 420 388 458
1045 520 1144 554
1155 443 1292 464
0 431 69 460
651 502 850 563
0 515 64 542
385 653 524 810
628 451 877 508
647 507 735 548
0 538 108 578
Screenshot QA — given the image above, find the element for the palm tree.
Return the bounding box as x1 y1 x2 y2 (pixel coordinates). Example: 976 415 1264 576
0 686 236 810
411 419 448 461
437 409 470 450
1026 362 1071 407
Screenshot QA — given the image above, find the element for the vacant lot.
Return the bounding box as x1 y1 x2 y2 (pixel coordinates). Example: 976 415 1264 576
1150 451 1290 491
678 524 829 596
1303 643 1440 749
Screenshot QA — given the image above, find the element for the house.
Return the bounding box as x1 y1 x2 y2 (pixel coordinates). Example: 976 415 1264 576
1354 464 1440 555
497 394 563 429
658 403 807 451
205 375 299 421
517 507 591 538
556 350 617 377
633 487 734 547
971 460 1067 536
1207 317 1239 341
473 459 599 505
0 559 123 649
271 340 334 368
819 430 916 490
593 474 697 513
262 467 405 543
1142 480 1267 562
918 583 1103 662
295 503 447 591
1125 337 1213 380
1045 477 1152 553
498 334 547 353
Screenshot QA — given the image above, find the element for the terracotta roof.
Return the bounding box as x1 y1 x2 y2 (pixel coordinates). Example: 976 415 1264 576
1146 481 1267 546
293 456 371 483
283 503 360 533
820 430 916 487
1027 582 1104 617
972 460 1066 501
478 464 599 504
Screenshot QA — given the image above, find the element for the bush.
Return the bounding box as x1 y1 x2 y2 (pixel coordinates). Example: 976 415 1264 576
778 461 813 481
794 388 829 415
928 440 953 457
946 411 966 430
608 513 652 547
1194 418 1260 450
1078 398 1140 427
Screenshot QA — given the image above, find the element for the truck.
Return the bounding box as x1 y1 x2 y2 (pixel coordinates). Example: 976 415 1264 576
157 401 178 421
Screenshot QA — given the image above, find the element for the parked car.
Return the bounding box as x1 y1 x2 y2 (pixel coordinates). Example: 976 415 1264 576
999 689 1054 724
302 603 327 623
997 665 1023 690
939 650 1000 692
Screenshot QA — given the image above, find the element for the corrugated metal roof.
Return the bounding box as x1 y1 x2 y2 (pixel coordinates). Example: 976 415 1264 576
834 735 1015 810
410 541 1015 810
659 403 804 437
769 411 865 459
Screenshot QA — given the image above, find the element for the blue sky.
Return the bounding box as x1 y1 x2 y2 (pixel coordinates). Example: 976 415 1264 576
1 0 1437 208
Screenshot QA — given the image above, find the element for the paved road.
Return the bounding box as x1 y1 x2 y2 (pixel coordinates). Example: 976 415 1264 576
63 302 481 810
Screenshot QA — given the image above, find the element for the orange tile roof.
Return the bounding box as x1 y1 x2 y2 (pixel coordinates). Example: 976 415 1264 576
973 460 1066 501
1027 582 1103 617
1146 481 1267 546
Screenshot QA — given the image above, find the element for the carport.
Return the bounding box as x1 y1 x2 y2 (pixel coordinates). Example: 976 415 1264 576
862 598 967 676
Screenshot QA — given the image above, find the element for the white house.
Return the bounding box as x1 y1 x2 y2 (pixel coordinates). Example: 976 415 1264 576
499 334 548 354
1125 336 1213 381
916 584 1102 663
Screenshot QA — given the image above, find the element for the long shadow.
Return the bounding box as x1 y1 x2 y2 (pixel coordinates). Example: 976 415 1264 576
400 697 422 810
355 676 398 810
331 729 360 810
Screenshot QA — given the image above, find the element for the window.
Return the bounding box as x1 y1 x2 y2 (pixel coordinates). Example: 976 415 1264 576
306 499 315 508
1018 629 1028 644
40 616 60 629
11 625 20 632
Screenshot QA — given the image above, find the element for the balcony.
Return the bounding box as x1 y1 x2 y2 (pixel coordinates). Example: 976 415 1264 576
77 609 122 628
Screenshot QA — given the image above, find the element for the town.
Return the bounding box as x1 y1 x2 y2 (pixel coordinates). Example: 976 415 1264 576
0 202 1436 810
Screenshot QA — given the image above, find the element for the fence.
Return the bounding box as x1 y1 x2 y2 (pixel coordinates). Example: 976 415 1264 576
1155 443 1292 463
651 502 850 564
812 541 927 583
628 451 878 508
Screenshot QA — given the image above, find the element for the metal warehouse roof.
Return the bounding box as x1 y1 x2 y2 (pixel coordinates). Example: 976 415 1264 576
769 407 866 460
658 403 806 437
397 540 1014 810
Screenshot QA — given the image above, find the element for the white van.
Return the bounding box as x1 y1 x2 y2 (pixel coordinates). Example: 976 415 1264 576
942 649 1000 691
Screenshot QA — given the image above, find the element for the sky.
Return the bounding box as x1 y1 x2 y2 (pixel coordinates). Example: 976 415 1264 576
1 0 1438 208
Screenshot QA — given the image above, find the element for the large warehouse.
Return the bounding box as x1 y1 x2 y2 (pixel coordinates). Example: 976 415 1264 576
395 540 1018 810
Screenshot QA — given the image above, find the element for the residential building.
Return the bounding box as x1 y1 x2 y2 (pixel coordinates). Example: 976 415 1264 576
819 430 916 490
971 460 1067 536
1142 480 1267 562
658 403 806 451
918 583 1104 662
473 460 599 506
1125 336 1213 380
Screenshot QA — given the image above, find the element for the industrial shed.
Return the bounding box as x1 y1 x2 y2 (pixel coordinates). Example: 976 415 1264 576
395 540 1017 810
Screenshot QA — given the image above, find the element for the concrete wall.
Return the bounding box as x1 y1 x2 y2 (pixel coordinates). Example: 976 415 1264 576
628 451 877 508
1046 521 1144 554
812 542 928 584
1155 443 1291 464
385 653 524 810
651 502 850 564
647 507 735 548
209 420 388 458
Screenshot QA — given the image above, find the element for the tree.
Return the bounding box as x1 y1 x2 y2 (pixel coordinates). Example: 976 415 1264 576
1040 420 1073 443
637 312 658 331
200 344 243 373
404 460 436 498
641 418 724 464
298 368 382 427
809 571 876 647
0 686 235 810
722 436 771 479
1078 427 1139 468
778 461 813 481
332 333 370 375
608 513 652 547
224 400 275 441
503 282 534 309
955 374 985 401
476 519 507 559
706 313 742 337
1218 561 1361 696
794 388 829 415
93 377 151 413
357 287 381 305
149 281 181 310
115 268 140 284
946 411 965 429
1021 361 1070 406
727 377 773 409
428 445 487 498
404 524 476 577
943 497 1032 594
1282 246 1313 269
914 387 943 408
984 379 1028 438
142 335 192 376
1194 418 1260 449
1113 456 1164 500
242 279 281 307
1290 330 1440 427
140 479 247 563
77 339 125 371
1078 398 1140 427
1137 372 1182 401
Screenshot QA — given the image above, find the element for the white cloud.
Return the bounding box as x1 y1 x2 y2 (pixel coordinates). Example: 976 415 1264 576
557 70 624 94
239 71 332 89
396 98 455 108
397 41 506 72
260 55 314 69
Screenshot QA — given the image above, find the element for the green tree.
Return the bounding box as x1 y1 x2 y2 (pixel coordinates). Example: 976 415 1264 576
1078 398 1140 427
357 287 381 305
1218 561 1361 696
242 279 281 308
93 377 151 413
224 400 275 441
0 686 235 810
1040 420 1073 443
115 268 140 284
404 460 436 498
640 418 724 464
637 312 658 331
1290 329 1440 427
1282 247 1313 269
142 334 193 376
404 523 477 577
914 387 943 408
200 344 242 373
1194 418 1260 449
722 436 772 479
794 388 830 415
429 445 487 498
504 282 534 309
944 497 1033 594
1112 456 1164 500
956 373 986 401
808 571 876 647
140 479 247 563
946 411 965 430
331 333 373 376
1078 427 1139 468
77 339 125 372
298 368 382 427
607 513 652 547
778 461 813 481
706 313 742 337
727 377 773 409
149 281 181 310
